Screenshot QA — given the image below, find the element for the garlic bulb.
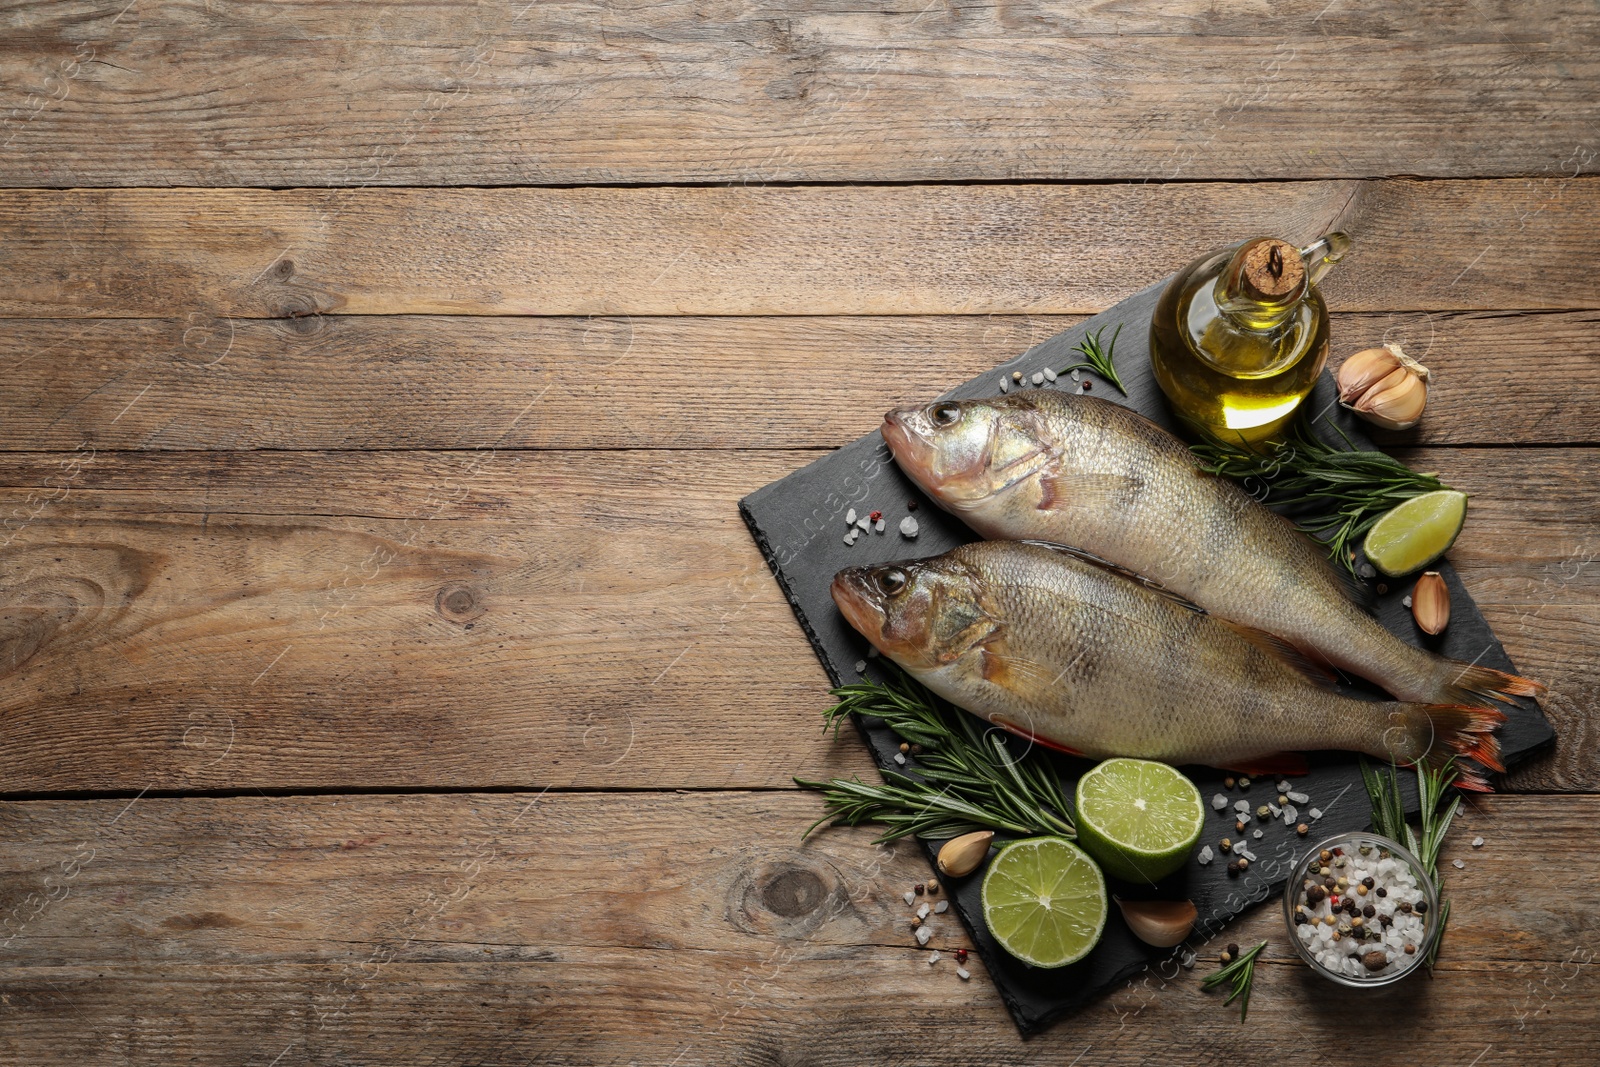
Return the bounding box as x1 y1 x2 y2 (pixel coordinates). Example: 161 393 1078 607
1336 344 1430 430
936 830 994 878
1114 897 1197 948
1412 571 1450 635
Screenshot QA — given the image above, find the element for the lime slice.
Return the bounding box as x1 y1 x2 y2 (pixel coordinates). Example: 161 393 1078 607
1073 758 1204 884
1362 489 1468 577
981 837 1107 968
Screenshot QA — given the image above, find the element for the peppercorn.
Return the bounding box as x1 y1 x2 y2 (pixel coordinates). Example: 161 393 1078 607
1238 777 1251 790
1082 381 1093 391
954 948 968 964
1363 950 1388 972
1296 822 1308 835
1362 876 1375 889
1356 884 1368 896
1323 877 1337 890
1012 371 1023 382
1278 794 1288 806
1237 857 1249 871
1307 885 1326 904
1404 943 1416 955
1376 887 1387 898
1227 942 1239 957
1294 912 1308 925
910 744 923 754
1380 914 1394 928
1223 777 1235 789
911 917 922 929
899 742 910 753
1331 931 1342 942
914 883 924 895
1363 904 1376 918
1352 916 1364 928
926 882 938 896
906 500 918 511
1400 902 1413 913
1323 915 1336 926
869 510 883 523
1256 805 1271 819
1227 860 1240 875
1336 876 1348 889
1235 819 1247 833
1319 865 1331 877
1319 850 1332 863
1414 901 1429 914
1220 838 1231 852
1219 951 1232 964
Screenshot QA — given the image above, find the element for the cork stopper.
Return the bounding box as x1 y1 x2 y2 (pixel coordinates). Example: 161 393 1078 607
1237 239 1306 303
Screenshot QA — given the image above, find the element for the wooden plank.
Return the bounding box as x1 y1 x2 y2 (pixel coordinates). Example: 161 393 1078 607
4 180 1600 319
2 310 1595 452
0 791 1593 1063
1 0 1596 186
0 447 1592 793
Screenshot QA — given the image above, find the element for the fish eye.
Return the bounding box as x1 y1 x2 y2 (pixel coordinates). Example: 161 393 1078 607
929 402 962 427
876 567 908 596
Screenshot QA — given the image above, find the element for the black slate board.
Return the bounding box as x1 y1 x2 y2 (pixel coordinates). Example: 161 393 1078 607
740 280 1555 1036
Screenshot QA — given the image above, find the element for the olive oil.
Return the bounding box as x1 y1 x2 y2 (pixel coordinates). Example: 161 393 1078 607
1150 233 1349 444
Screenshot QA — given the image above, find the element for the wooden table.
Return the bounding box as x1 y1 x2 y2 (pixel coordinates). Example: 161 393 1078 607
1 2 1597 1062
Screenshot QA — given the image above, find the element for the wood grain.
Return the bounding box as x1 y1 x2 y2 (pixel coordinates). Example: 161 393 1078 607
0 447 1591 794
2 0 1597 187
2 310 1596 453
0 790 1591 1064
5 181 1600 319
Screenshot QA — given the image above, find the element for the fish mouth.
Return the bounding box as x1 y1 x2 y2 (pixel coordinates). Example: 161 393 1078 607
881 407 934 487
831 568 887 647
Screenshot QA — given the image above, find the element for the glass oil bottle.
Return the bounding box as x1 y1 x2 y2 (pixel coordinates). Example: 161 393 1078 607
1150 233 1349 444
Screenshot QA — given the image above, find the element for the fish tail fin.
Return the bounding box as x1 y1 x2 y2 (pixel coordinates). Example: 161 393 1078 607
1430 659 1546 708
1387 702 1508 791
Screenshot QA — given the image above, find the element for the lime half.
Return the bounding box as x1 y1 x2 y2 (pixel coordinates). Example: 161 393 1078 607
1074 758 1205 884
981 837 1107 968
1362 489 1468 577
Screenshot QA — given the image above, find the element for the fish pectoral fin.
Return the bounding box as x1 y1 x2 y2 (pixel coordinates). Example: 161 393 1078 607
1214 618 1340 688
1036 471 1140 513
989 714 1086 758
1019 541 1206 615
1216 752 1309 777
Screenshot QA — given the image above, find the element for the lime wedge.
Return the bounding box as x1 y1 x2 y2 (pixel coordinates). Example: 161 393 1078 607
981 837 1107 968
1362 489 1468 577
1073 758 1204 884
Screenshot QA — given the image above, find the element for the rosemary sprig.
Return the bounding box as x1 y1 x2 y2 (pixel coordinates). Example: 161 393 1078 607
1201 940 1267 1022
1359 757 1460 970
796 665 1076 843
1191 416 1453 577
1059 323 1128 396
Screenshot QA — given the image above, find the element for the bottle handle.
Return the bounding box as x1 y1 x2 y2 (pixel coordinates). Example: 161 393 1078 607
1298 232 1350 287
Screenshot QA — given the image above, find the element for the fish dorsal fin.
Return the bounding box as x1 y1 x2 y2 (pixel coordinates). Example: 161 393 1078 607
1018 540 1207 615
1214 618 1340 688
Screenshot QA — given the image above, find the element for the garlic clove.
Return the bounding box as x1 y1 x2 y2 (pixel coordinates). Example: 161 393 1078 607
1337 344 1431 430
1337 345 1405 404
1343 361 1429 430
1412 571 1450 634
1115 896 1198 948
936 830 994 878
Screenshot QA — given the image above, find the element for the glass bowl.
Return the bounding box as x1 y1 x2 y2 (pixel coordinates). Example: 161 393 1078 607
1282 831 1440 987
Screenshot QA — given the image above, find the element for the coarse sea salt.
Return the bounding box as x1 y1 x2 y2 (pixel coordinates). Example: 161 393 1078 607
1308 807 1323 820
903 890 917 906
893 752 906 765
928 951 941 965
956 967 971 980
1234 800 1250 813
917 902 930 919
1212 794 1228 811
915 925 932 946
1293 843 1431 981
1198 846 1213 865
934 900 949 913
846 508 857 525
1288 791 1310 804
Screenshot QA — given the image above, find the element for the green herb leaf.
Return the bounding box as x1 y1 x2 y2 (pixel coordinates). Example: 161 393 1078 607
798 664 1076 843
1360 756 1460 973
1191 416 1453 578
1202 940 1267 1022
1059 323 1128 396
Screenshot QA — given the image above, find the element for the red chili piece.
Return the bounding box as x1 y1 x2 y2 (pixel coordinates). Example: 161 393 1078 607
869 510 882 522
